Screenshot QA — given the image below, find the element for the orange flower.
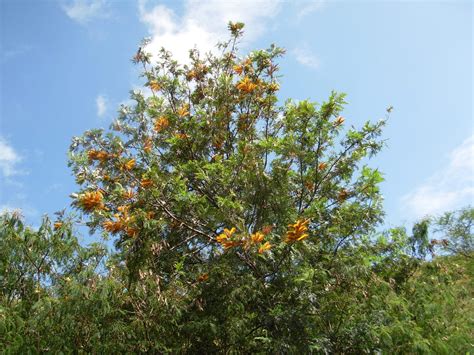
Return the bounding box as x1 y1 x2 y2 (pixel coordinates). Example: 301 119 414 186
258 241 272 254
285 219 310 243
88 150 110 162
233 65 243 75
334 116 345 126
177 104 190 117
144 138 153 153
318 162 327 170
221 240 240 249
250 231 265 244
103 219 123 234
125 226 138 238
123 159 135 171
175 133 190 140
236 77 257 94
122 189 135 200
216 227 237 247
149 80 161 92
140 178 153 188
146 211 155 219
186 70 197 81
267 82 280 92
197 273 209 282
154 116 169 132
261 225 273 235
54 221 63 230
337 189 349 202
78 191 105 211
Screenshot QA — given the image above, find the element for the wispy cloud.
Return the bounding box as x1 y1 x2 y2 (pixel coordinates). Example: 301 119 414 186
296 1 326 20
62 0 110 25
96 95 107 117
402 135 474 219
292 45 320 69
0 137 21 178
138 0 282 64
1 45 33 63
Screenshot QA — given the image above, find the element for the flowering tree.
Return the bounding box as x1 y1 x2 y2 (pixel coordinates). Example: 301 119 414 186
66 23 389 350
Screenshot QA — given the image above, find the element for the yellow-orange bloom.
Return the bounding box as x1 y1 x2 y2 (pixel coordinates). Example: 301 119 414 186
221 240 240 249
154 116 169 132
258 241 272 254
186 70 197 81
78 191 105 211
236 77 257 94
285 219 310 243
337 189 349 202
175 133 190 140
122 189 135 200
233 65 243 75
250 231 265 244
177 104 190 117
149 80 161 92
334 116 345 126
87 150 110 162
53 222 63 230
197 273 209 282
144 138 153 153
216 227 237 247
103 219 123 234
123 159 135 171
318 162 328 170
140 178 153 188
261 225 273 235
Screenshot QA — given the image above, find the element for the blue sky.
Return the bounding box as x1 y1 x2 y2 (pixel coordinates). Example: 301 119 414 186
1 0 472 230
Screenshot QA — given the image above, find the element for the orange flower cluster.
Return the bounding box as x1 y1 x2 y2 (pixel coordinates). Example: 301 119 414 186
258 241 272 254
143 138 153 153
216 227 240 249
175 133 190 140
285 219 310 243
318 162 328 170
122 189 135 200
334 116 345 126
197 273 209 282
250 231 264 244
78 191 105 211
103 205 137 237
233 65 243 75
87 150 110 163
54 221 63 230
177 104 190 117
154 116 169 132
149 80 161 92
236 77 257 94
122 159 135 171
140 178 153 188
337 189 349 202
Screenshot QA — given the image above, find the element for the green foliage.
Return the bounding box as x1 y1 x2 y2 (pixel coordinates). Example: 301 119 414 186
1 24 472 353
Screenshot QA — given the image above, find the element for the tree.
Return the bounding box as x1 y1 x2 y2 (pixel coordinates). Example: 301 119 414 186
67 23 385 350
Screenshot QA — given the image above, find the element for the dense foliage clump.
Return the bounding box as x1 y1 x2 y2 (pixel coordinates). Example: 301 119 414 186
1 23 472 353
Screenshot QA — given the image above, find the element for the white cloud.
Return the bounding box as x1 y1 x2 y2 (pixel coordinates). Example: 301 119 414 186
62 0 110 25
293 45 320 69
296 1 326 20
96 95 107 117
402 135 474 219
0 137 21 177
138 0 282 64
